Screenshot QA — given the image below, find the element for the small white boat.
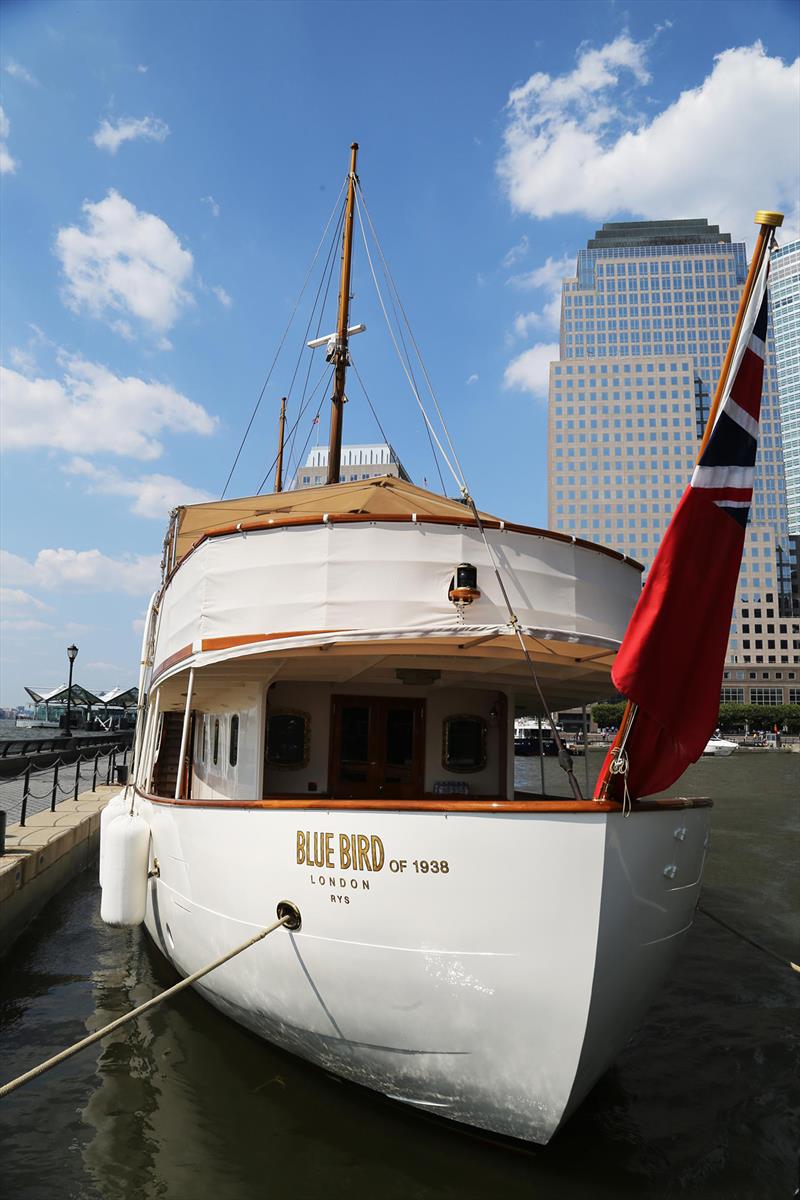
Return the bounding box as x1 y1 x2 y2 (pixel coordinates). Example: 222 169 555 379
702 738 738 757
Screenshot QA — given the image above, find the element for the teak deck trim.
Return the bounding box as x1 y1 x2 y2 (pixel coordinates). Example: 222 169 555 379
137 788 712 814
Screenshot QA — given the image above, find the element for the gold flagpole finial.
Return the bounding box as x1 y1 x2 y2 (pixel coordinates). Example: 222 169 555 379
754 211 784 227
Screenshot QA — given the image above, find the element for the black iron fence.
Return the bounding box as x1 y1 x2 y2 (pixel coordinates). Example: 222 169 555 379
0 741 132 828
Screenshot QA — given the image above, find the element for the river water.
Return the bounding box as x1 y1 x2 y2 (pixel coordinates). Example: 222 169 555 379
1 752 798 1199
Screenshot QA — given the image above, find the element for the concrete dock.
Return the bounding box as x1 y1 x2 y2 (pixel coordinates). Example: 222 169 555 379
0 784 117 956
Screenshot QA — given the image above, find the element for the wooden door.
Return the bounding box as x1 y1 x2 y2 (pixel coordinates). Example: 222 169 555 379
329 696 425 799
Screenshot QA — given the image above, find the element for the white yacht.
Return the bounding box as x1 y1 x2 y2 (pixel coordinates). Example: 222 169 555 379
100 145 716 1145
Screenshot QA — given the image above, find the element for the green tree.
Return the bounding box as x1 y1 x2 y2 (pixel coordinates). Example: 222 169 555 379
591 702 627 729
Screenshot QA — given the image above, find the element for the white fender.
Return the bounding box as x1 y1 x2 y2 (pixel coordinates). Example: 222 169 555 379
100 812 151 927
98 791 129 889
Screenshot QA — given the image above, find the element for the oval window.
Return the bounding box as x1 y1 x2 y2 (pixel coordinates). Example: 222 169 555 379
201 718 207 762
229 715 239 766
213 718 220 765
442 715 487 773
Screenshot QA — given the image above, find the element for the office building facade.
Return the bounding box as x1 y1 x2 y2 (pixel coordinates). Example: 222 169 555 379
293 443 410 490
547 219 799 705
769 240 800 536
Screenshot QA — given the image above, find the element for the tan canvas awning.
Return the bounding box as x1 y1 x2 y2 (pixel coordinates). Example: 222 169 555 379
171 476 499 564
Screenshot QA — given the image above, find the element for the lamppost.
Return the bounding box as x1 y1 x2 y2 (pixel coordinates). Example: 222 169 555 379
64 644 79 738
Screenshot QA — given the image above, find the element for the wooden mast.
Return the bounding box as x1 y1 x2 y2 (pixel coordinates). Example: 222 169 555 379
275 396 287 492
326 142 359 486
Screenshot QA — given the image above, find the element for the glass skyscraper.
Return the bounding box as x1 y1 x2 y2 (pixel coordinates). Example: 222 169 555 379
547 219 799 705
769 240 800 536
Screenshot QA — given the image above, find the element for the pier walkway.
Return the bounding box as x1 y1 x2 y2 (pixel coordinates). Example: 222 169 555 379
0 782 117 955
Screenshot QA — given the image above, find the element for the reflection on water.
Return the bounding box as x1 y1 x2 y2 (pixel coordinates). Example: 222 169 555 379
1 753 798 1200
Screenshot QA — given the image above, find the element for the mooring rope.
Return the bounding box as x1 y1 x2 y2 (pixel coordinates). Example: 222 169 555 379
697 905 800 975
0 908 300 1098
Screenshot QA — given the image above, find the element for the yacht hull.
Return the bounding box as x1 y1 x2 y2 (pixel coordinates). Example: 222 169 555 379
134 798 709 1144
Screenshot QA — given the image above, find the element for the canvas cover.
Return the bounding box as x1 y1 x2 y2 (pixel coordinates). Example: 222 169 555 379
171 476 502 564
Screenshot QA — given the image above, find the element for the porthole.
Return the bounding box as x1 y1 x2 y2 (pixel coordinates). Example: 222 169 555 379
229 715 239 767
442 714 487 773
213 718 220 765
266 709 310 770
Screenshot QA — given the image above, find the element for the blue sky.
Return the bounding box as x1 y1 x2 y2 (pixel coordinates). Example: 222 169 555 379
1 0 798 705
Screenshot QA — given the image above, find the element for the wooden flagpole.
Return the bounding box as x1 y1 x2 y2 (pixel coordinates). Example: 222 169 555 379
594 209 784 802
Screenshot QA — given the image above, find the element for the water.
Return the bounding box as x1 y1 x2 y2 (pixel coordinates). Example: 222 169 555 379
1 753 798 1200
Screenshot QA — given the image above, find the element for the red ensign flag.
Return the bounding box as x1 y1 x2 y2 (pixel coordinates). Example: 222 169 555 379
597 245 771 800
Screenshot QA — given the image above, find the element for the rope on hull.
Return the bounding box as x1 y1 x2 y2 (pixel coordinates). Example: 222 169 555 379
0 902 302 1098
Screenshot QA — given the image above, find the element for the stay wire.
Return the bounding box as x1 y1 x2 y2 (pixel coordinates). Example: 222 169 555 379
283 216 343 484
356 183 469 488
286 368 336 484
349 355 394 455
373 231 447 495
355 183 581 797
220 177 347 499
353 188 462 491
267 201 346 493
255 364 333 494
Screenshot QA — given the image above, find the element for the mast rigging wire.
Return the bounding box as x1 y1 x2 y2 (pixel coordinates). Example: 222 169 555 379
353 189 462 491
254 365 333 494
284 370 336 485
355 183 583 799
348 356 395 458
220 177 347 500
281 214 343 485
356 184 468 490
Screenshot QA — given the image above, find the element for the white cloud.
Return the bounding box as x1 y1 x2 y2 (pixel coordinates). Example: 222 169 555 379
503 342 559 401
5 60 38 85
55 190 194 335
132 617 146 635
65 458 214 518
92 115 170 154
502 235 529 267
202 195 220 218
8 345 37 373
136 64 148 74
509 253 575 292
508 252 573 339
1 357 216 460
1 548 160 595
0 618 54 633
0 587 52 614
466 373 479 385
212 284 232 308
0 104 18 174
498 39 800 243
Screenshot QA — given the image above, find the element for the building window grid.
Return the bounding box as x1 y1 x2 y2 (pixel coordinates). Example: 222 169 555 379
551 228 794 668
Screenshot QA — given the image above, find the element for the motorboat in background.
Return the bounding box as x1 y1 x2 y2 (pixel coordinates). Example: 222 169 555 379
702 737 738 757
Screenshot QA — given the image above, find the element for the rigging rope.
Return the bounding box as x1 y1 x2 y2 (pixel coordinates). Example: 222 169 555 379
353 189 463 490
349 356 395 454
0 910 299 1098
697 906 800 975
356 210 447 495
220 178 347 499
283 368 336 485
355 185 583 798
254 364 333 495
356 184 467 490
281 214 343 485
